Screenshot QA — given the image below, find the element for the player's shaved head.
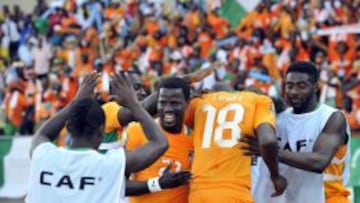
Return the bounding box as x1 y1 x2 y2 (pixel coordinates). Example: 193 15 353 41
66 98 105 145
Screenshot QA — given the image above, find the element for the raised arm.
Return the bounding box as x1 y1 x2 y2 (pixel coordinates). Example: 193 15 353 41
116 92 158 126
278 111 346 173
109 74 168 175
30 73 98 157
180 61 224 84
115 62 223 126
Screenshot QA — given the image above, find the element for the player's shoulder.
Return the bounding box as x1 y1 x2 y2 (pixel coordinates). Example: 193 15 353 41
226 91 272 103
126 121 143 132
102 101 121 111
319 103 339 114
105 147 125 158
124 121 149 149
32 142 58 160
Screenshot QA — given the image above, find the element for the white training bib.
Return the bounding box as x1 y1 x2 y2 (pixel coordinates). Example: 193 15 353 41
254 104 338 203
26 143 127 203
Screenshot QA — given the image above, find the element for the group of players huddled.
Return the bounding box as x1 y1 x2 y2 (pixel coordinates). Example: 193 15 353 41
25 61 350 203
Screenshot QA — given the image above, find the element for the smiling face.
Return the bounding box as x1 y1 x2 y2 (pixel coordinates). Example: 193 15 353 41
285 72 317 113
157 88 187 133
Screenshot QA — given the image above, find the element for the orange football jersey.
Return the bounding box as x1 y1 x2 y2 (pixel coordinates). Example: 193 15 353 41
185 91 275 201
125 119 193 203
99 102 125 153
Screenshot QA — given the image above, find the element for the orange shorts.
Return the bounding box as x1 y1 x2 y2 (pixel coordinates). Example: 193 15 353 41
326 196 350 203
189 191 253 203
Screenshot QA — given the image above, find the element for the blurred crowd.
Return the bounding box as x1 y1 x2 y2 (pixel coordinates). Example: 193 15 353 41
0 0 359 136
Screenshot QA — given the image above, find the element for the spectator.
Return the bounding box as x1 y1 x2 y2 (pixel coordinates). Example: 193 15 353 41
0 0 360 134
18 36 36 67
33 37 52 78
3 62 28 135
1 11 21 60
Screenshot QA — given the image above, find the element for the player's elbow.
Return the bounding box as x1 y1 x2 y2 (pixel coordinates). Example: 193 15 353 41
159 141 169 154
256 123 277 147
156 138 169 155
258 133 277 148
309 157 329 173
312 160 328 173
310 164 326 173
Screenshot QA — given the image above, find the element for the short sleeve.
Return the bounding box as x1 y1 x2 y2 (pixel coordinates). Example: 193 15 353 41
254 94 276 129
184 97 201 129
102 102 122 133
125 123 147 151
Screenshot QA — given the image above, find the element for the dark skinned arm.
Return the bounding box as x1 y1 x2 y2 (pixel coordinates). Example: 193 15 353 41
180 61 224 84
30 102 73 158
124 102 168 175
125 180 149 196
109 74 168 176
117 92 158 126
257 123 280 178
125 164 191 196
117 61 223 126
116 61 225 126
252 94 287 197
30 73 98 157
278 111 346 173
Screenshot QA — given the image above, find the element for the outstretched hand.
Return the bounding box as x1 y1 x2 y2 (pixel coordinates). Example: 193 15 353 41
110 73 139 109
75 72 99 100
159 163 192 189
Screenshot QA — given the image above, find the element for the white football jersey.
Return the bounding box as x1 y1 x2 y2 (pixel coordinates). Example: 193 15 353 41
26 143 127 203
254 103 339 203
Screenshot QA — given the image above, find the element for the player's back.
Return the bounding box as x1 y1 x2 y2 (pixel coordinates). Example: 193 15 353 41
185 91 275 201
26 143 127 203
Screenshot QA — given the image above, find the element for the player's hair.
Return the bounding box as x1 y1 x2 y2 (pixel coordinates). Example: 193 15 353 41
157 77 191 101
66 98 105 137
286 61 319 84
212 82 234 92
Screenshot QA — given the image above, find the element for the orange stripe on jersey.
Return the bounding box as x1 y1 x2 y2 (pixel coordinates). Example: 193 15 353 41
184 91 275 201
324 144 350 198
326 195 350 203
126 121 193 203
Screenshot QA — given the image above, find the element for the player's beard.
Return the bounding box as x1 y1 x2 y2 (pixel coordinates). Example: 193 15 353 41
160 113 184 134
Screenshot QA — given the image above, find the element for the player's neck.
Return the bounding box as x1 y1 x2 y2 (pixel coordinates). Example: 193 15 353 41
69 137 95 149
160 123 183 134
293 97 319 114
